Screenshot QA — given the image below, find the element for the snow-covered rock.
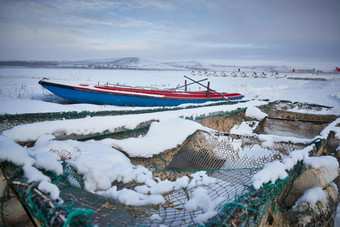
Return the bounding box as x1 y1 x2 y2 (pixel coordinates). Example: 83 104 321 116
285 156 339 207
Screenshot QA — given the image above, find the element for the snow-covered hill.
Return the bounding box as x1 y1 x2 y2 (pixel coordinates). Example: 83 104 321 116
1 57 337 74
57 57 182 70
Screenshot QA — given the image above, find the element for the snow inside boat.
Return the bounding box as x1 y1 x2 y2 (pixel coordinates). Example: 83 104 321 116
39 78 244 107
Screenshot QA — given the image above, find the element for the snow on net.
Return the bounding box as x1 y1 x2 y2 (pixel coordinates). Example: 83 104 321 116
1 103 335 226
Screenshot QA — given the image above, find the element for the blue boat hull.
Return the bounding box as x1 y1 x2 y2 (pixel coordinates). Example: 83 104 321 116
40 81 243 107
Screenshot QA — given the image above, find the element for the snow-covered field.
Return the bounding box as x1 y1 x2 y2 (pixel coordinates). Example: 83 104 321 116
0 67 340 225
0 67 339 114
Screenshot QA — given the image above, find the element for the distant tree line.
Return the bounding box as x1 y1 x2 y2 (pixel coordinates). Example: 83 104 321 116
0 61 58 67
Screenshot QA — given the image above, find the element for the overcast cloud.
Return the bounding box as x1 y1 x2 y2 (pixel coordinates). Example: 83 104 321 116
0 0 339 64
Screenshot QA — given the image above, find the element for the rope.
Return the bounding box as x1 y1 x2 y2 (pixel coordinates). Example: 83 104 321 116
62 209 95 227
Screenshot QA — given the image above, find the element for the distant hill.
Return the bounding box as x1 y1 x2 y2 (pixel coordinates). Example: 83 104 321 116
0 57 332 74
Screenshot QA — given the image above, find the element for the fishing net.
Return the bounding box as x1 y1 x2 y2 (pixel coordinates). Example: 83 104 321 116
0 100 247 134
2 162 258 226
56 120 156 142
260 100 335 116
254 117 328 139
1 131 322 227
136 130 305 171
0 102 336 226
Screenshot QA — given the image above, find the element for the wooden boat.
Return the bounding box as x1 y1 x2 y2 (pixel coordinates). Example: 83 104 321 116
39 77 244 106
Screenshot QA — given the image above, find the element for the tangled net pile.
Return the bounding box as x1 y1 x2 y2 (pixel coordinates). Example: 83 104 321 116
0 102 335 226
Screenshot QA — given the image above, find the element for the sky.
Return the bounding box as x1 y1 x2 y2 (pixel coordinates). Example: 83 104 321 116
0 0 340 65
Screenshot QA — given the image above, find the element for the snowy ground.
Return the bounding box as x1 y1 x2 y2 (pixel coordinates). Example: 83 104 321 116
0 67 340 225
0 67 339 114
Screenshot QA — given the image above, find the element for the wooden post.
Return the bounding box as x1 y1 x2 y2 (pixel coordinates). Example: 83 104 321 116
206 82 210 97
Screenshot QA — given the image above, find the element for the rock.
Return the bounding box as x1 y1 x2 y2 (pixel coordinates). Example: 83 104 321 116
327 131 340 154
285 165 339 207
0 168 33 226
290 184 339 226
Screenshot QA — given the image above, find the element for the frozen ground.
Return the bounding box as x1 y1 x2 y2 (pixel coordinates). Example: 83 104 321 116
0 66 339 225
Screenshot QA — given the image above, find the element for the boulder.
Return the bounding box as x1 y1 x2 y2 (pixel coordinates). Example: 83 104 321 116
285 165 339 207
289 184 339 226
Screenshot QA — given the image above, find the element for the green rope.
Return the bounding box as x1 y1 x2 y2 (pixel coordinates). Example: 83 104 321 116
25 185 49 226
49 199 75 217
222 202 258 214
62 209 95 227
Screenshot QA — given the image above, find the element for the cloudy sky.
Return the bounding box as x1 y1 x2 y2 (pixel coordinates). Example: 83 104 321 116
0 0 339 65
